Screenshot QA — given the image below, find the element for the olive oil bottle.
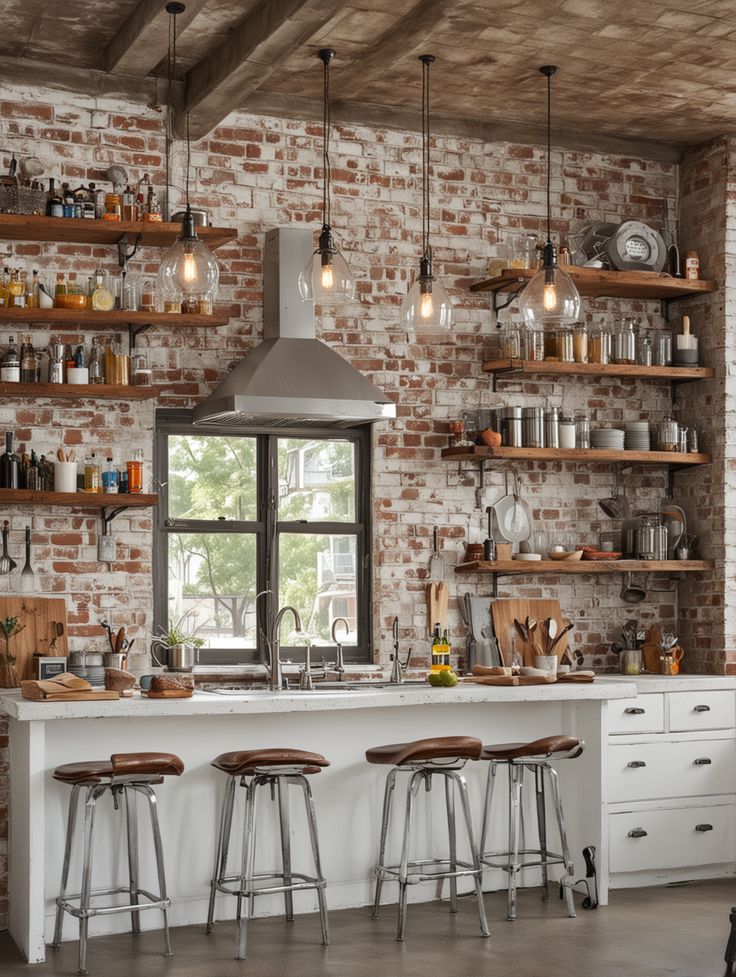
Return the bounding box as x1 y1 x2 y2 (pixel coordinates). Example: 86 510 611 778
430 623 451 672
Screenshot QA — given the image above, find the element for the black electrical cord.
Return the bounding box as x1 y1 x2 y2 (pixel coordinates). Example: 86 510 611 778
422 55 431 261
546 67 551 246
323 52 331 229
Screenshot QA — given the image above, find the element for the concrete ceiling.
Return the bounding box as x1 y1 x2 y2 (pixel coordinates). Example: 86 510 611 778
3 0 736 158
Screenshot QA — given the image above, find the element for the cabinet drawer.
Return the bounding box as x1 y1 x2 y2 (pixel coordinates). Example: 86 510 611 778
608 738 736 803
610 804 735 873
609 694 664 735
669 690 735 732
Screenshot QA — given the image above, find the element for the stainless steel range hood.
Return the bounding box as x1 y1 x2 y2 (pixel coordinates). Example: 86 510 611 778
193 227 396 429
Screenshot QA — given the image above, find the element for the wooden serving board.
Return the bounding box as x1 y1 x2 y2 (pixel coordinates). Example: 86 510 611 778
142 689 193 699
556 671 596 683
0 596 69 684
21 689 119 701
466 674 557 686
491 598 569 666
427 582 448 632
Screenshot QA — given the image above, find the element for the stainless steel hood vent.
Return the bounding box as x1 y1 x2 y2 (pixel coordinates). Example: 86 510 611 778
193 227 396 429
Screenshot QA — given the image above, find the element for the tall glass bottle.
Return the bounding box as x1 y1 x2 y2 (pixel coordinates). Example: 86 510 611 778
0 432 21 489
1 337 20 382
20 336 38 383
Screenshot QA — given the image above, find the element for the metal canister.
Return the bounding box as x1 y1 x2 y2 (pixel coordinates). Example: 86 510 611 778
501 406 523 447
653 524 668 561
522 406 545 448
545 407 560 448
688 426 699 453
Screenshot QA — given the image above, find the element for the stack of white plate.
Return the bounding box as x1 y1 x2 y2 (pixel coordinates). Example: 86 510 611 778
624 421 651 451
590 428 625 450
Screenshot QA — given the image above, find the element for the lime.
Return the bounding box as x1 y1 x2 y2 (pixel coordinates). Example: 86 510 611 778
439 669 458 687
427 673 443 687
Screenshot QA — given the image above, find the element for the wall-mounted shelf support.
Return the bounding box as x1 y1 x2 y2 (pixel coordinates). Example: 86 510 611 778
128 321 153 350
101 504 133 531
492 282 525 325
116 232 143 269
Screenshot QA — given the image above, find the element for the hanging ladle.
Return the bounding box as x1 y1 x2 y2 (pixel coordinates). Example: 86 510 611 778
0 521 16 575
620 571 646 604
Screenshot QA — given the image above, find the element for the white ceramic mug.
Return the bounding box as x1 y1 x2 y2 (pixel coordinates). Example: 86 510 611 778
54 461 78 493
534 654 558 676
66 367 89 385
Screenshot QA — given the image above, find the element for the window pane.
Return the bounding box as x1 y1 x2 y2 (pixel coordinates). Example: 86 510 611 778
278 438 356 521
167 532 258 650
278 533 358 645
168 435 257 521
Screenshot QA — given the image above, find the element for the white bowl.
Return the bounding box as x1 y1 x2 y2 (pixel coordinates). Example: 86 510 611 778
513 553 542 561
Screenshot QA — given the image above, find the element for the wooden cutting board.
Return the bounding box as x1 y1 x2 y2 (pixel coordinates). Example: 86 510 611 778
427 582 448 632
0 596 69 685
491 598 570 666
142 689 194 699
21 689 120 701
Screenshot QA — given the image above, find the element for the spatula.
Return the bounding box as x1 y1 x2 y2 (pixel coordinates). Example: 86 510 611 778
0 521 16 575
20 526 34 594
429 526 444 582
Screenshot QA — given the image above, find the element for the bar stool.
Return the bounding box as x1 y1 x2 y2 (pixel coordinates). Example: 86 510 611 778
50 751 184 976
479 735 584 921
207 748 330 960
366 735 490 941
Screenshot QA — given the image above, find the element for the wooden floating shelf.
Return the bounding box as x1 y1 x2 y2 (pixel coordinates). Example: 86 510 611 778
0 381 161 400
0 489 158 508
0 213 237 250
442 445 711 466
470 267 718 301
0 308 229 329
481 358 715 381
456 559 714 575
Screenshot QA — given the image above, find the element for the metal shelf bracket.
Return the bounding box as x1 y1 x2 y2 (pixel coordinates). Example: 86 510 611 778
493 282 526 326
116 232 142 269
101 505 130 531
128 321 153 351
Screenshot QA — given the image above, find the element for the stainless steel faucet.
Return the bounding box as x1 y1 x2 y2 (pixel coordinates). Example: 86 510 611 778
331 617 349 680
389 616 411 684
269 605 302 691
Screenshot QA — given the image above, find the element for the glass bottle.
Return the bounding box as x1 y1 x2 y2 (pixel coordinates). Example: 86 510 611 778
1 337 20 382
526 327 544 362
102 457 119 494
46 178 63 218
573 322 588 363
126 447 143 494
62 183 75 218
0 432 21 489
589 320 612 364
84 453 101 493
8 269 26 308
501 325 522 359
430 622 450 672
83 183 97 220
556 327 574 363
27 269 39 310
132 351 152 386
575 410 590 450
103 193 122 221
91 269 114 312
638 333 653 366
614 316 637 365
88 337 104 384
20 336 38 383
0 267 8 308
54 273 67 306
122 185 136 222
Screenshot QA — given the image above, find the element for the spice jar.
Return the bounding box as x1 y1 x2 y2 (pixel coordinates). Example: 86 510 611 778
126 448 144 494
589 322 612 364
501 326 522 359
103 193 121 222
573 322 588 363
684 250 700 280
556 328 574 363
526 327 544 362
614 317 637 365
559 413 576 449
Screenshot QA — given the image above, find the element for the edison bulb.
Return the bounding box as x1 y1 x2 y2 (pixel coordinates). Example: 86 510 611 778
543 281 557 312
420 291 434 319
183 250 198 285
320 263 334 290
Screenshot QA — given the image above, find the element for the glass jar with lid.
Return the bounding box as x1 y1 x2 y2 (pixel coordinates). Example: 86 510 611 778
556 327 574 363
614 316 638 365
573 322 588 363
589 320 612 364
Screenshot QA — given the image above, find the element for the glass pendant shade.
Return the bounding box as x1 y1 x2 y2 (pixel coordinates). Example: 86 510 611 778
157 209 219 299
401 257 452 335
298 224 356 302
519 258 580 327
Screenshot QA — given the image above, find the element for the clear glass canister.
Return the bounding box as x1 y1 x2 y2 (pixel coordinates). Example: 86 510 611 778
589 323 612 364
501 326 522 359
638 333 653 366
575 410 590 449
559 414 576 449
653 331 673 366
526 327 545 362
573 322 588 363
543 329 557 361
556 328 574 363
614 317 637 364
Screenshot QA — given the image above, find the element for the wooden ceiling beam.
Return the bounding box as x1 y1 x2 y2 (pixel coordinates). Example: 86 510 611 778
0 54 170 105
105 0 207 76
180 0 344 139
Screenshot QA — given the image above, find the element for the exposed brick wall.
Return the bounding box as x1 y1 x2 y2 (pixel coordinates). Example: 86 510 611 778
0 82 720 929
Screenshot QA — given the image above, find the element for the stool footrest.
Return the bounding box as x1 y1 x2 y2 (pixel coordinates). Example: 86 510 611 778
481 848 567 872
57 887 169 920
377 858 481 885
215 870 325 899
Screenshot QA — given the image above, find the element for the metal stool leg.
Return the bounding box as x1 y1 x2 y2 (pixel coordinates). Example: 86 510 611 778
52 783 81 948
507 764 523 921
277 776 295 922
545 764 576 918
298 774 330 946
397 771 422 941
479 760 497 858
125 787 141 935
141 785 174 957
444 774 458 913
77 786 101 976
533 764 549 900
372 767 397 919
236 777 258 960
450 770 490 939
207 774 236 934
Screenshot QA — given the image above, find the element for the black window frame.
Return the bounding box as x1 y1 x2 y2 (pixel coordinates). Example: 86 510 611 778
153 408 373 665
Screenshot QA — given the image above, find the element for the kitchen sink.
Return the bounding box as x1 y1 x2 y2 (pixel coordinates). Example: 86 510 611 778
204 680 429 695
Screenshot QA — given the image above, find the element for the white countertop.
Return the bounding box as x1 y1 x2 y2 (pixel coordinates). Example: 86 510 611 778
595 674 736 693
0 679 629 721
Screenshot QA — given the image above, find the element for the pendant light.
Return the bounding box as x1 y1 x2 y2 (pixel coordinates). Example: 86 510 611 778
157 2 220 307
298 48 356 304
401 55 451 336
519 66 580 328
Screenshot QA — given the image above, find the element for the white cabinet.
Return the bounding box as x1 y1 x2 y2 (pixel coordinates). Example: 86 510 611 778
607 684 736 888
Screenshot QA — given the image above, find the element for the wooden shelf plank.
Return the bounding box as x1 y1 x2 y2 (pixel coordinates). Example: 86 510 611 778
0 308 228 329
470 267 718 300
455 559 714 575
0 213 237 250
0 382 161 400
481 358 715 381
441 445 711 466
0 489 158 508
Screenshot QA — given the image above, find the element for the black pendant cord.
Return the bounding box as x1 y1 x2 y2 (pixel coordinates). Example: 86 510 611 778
421 55 432 263
546 68 551 245
185 110 191 210
323 53 331 230
165 2 185 221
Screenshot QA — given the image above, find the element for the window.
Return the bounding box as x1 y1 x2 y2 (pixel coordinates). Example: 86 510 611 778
154 410 371 664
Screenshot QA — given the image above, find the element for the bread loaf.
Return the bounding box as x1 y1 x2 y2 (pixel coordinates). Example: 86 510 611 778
150 674 194 691
104 668 136 692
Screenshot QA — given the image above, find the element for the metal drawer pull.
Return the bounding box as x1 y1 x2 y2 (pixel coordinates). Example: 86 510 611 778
695 823 714 832
624 707 645 715
628 828 648 839
693 757 712 765
627 760 646 768
693 705 711 713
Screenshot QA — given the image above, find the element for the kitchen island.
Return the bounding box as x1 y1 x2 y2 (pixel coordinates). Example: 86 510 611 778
1 678 732 964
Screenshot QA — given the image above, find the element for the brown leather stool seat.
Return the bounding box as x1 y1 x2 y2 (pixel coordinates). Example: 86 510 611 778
212 748 329 777
53 752 184 785
365 736 483 766
481 735 584 762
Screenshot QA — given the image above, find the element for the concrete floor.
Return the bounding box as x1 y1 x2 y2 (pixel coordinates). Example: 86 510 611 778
0 880 732 977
